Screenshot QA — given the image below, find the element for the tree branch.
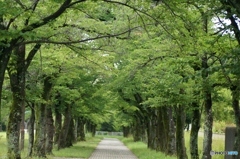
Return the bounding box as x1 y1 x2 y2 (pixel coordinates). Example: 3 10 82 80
103 0 178 43
21 26 140 45
21 0 85 33
215 56 232 85
25 44 41 69
14 0 27 9
66 44 105 70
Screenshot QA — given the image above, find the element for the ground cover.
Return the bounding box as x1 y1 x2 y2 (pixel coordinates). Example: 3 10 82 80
185 131 224 159
0 131 226 159
0 132 102 159
120 137 177 159
119 132 224 159
52 135 102 159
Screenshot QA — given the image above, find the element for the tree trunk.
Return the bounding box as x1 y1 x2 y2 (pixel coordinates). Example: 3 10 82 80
85 121 97 137
156 107 167 153
57 105 72 149
132 116 145 142
167 106 176 155
230 86 240 158
175 105 188 159
54 94 62 144
7 45 26 159
65 118 75 147
45 106 54 154
27 103 35 157
34 76 53 157
74 117 78 141
91 123 97 137
202 92 213 159
34 101 46 157
156 106 176 155
19 109 25 151
147 109 157 149
54 111 62 144
201 55 213 159
18 46 26 152
190 101 201 159
189 43 202 159
77 117 86 141
156 106 167 152
0 45 15 132
123 126 130 138
7 92 22 159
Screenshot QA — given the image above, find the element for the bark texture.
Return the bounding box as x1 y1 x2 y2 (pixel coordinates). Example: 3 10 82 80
132 117 145 142
57 105 72 149
7 45 26 159
54 94 62 144
77 117 86 141
147 109 157 149
34 76 53 157
190 101 201 159
201 55 213 159
230 86 240 158
27 103 35 157
65 118 75 147
175 105 188 159
45 106 54 154
156 106 176 155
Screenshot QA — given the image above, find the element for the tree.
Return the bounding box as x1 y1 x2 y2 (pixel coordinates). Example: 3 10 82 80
0 1 149 158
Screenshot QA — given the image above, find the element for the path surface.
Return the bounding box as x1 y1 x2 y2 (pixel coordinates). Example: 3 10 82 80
198 131 225 140
88 138 138 159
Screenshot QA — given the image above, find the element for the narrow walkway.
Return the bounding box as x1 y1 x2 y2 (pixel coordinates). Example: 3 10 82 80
88 138 138 159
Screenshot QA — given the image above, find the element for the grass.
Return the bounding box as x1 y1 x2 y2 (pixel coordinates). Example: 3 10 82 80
0 132 7 158
52 135 103 158
185 131 224 159
0 132 102 159
0 131 225 159
117 132 224 159
120 137 177 159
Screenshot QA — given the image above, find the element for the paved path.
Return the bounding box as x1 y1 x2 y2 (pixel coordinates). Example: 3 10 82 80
198 131 225 140
88 138 138 159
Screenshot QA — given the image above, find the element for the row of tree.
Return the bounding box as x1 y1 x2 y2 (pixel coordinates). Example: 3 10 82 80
104 1 240 159
0 0 240 159
0 0 133 158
